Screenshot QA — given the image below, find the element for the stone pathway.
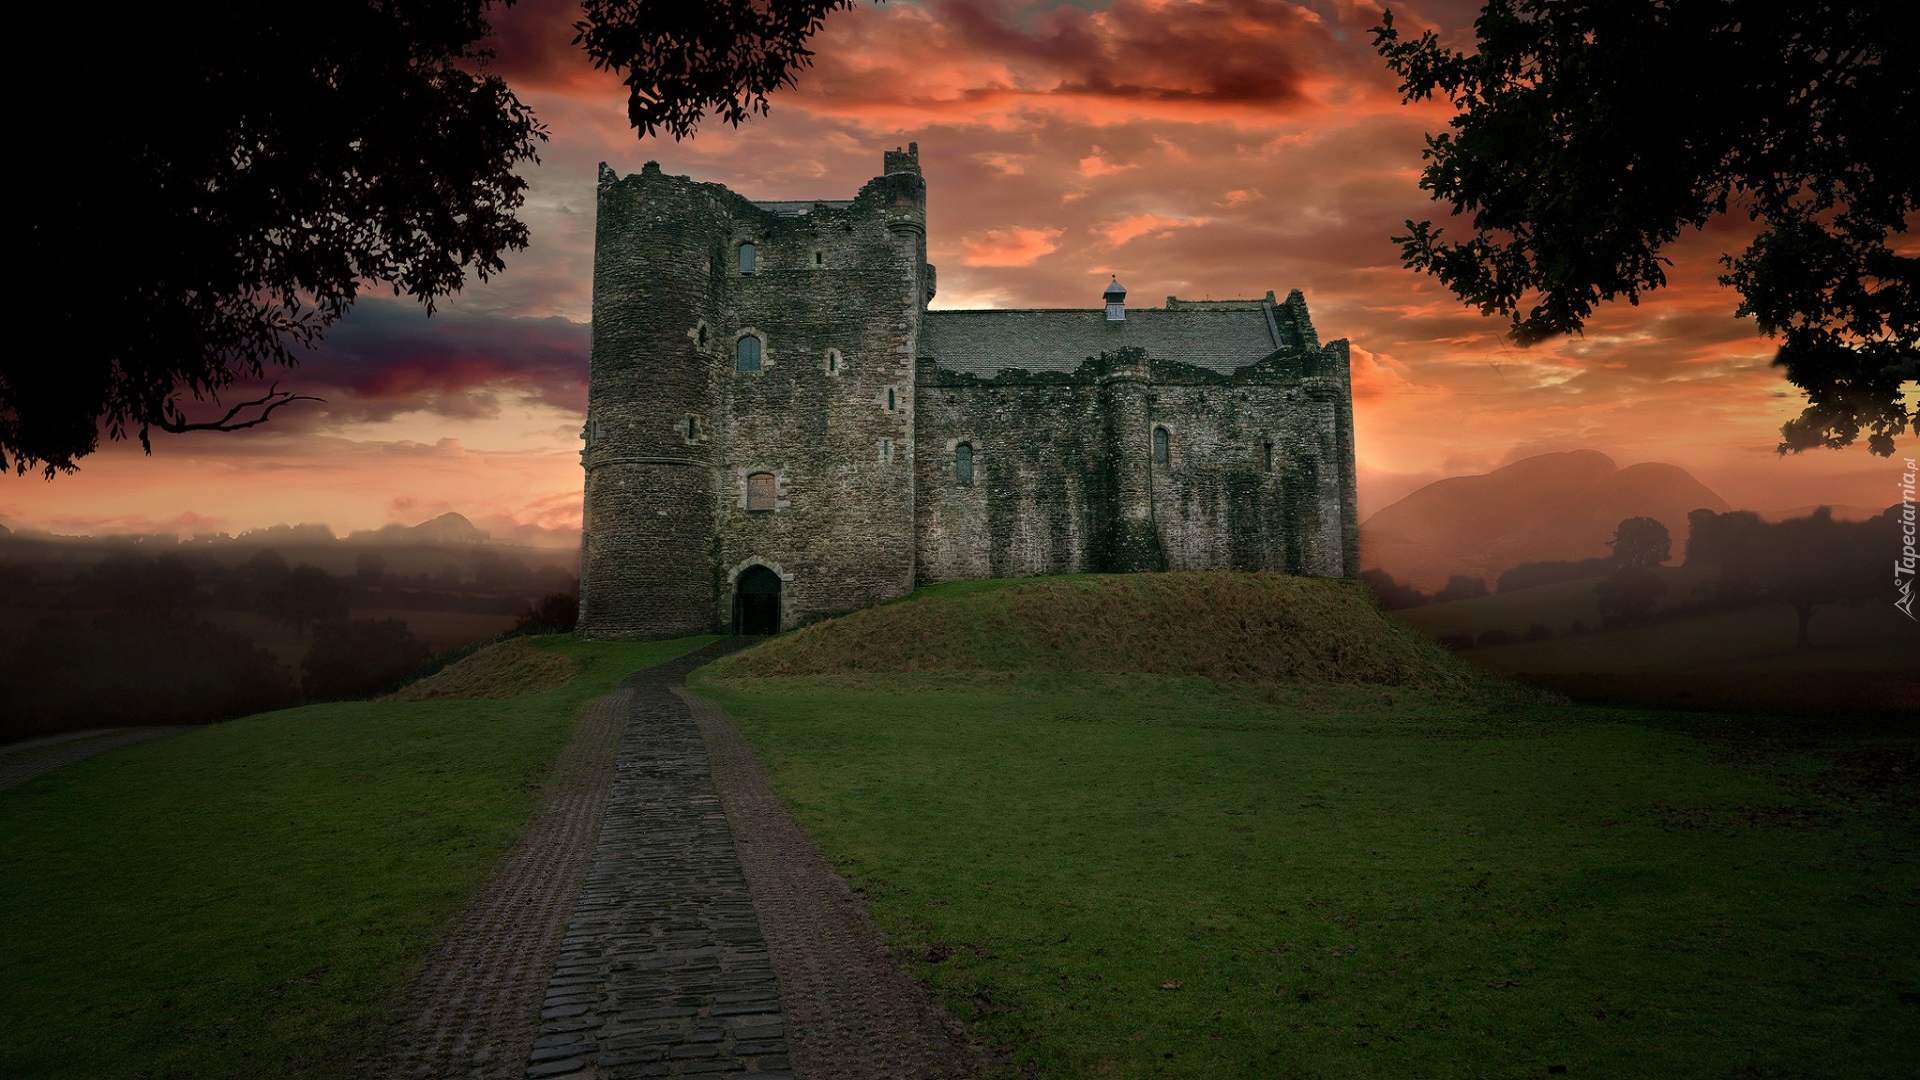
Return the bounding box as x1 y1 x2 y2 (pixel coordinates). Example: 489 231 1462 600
524 639 792 1079
0 726 190 795
378 638 985 1079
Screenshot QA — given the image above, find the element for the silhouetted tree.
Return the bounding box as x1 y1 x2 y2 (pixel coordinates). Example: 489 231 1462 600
354 552 387 585
1683 506 1884 646
1497 556 1611 593
1607 517 1672 570
1433 574 1491 604
1375 1 1918 457
1685 508 1768 566
1360 568 1431 610
257 565 349 637
516 592 580 633
10 1 877 478
1594 567 1667 628
91 552 198 613
302 618 431 701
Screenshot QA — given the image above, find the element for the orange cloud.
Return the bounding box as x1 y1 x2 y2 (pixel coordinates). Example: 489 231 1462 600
961 226 1066 267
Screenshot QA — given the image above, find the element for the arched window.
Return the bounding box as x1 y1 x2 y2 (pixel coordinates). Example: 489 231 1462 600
825 349 841 374
887 387 896 411
1152 426 1170 465
736 336 761 372
738 242 756 274
746 472 775 511
956 443 973 484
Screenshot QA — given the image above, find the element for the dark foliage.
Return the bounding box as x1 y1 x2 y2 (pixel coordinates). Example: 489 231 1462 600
1686 506 1888 647
575 0 871 140
0 614 296 742
353 552 387 585
256 565 349 637
1607 516 1672 570
1433 574 1491 604
1594 566 1668 629
89 552 198 613
1496 557 1611 593
1375 1 1918 456
515 592 580 633
1524 622 1554 642
301 618 431 702
1360 567 1431 609
7 1 546 477
1475 627 1513 648
1435 630 1477 651
8 2 894 478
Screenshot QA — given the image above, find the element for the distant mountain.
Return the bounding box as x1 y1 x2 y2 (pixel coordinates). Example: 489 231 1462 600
347 512 490 545
1360 450 1729 592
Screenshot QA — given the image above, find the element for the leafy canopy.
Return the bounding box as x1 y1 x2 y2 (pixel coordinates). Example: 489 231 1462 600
1374 1 1918 456
6 0 872 478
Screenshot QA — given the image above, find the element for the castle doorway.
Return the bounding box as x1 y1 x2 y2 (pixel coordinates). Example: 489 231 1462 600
733 565 782 635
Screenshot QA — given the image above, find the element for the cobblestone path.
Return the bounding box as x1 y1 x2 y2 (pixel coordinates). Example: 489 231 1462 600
373 688 633 1080
378 637 983 1079
0 727 190 794
523 638 796 1079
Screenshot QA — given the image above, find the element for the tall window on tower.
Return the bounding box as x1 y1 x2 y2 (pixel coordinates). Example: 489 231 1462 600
746 472 775 511
738 242 756 274
1152 426 1170 465
736 336 761 372
955 442 974 484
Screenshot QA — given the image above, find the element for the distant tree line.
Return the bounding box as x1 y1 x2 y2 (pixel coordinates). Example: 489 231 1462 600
0 547 581 742
1366 505 1899 651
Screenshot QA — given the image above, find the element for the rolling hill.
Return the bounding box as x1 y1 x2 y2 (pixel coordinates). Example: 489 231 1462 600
1360 449 1729 591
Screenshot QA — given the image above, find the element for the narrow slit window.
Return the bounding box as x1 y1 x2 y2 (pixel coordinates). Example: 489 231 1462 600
1152 426 1170 465
738 242 756 274
736 336 761 372
887 387 896 411
1263 441 1273 472
826 349 840 374
687 417 698 440
814 251 824 266
746 472 775 511
956 443 973 484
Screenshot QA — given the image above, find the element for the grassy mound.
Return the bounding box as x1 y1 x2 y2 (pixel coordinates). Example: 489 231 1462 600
385 639 577 701
712 573 1491 694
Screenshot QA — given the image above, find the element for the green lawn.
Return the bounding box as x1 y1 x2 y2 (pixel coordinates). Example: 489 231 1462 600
0 634 714 1080
694 669 1920 1079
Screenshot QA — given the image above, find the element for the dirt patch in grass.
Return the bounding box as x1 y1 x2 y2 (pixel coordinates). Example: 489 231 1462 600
386 641 576 702
713 573 1502 697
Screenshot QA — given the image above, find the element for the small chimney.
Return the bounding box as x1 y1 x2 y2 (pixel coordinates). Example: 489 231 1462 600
1104 276 1127 322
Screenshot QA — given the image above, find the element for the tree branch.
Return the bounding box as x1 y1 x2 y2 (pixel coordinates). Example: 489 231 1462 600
155 385 323 435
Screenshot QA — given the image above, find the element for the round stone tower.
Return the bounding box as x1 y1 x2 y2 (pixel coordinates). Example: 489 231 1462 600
576 162 726 638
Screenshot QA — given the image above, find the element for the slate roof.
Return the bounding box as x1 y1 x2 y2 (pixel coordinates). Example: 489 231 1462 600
919 307 1285 377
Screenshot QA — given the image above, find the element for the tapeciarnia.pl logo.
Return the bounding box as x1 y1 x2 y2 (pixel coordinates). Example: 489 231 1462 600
1898 458 1916 620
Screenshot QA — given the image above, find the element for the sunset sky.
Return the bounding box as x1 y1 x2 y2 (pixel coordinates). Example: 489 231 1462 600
4 0 1912 546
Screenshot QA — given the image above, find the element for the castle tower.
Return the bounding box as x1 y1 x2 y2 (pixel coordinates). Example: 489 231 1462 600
578 149 931 638
576 162 726 638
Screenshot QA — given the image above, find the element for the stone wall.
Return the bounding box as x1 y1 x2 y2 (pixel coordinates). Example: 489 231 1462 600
915 346 1355 582
580 149 932 637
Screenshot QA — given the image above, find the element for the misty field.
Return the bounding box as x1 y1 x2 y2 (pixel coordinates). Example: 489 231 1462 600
694 670 1918 1079
0 635 713 1080
2 571 1913 1079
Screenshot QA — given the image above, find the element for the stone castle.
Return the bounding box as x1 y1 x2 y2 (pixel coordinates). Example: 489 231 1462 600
577 144 1358 637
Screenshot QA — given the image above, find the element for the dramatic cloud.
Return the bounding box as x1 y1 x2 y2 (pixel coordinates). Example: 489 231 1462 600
6 0 1904 540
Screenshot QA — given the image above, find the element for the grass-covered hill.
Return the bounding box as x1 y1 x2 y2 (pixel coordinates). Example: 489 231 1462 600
711 572 1492 695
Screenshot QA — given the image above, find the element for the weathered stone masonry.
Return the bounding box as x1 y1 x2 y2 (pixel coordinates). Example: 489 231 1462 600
579 144 1359 638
